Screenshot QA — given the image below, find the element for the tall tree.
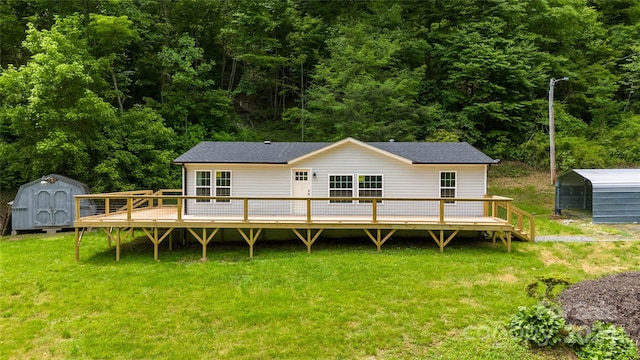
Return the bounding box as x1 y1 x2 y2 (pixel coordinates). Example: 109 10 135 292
155 34 231 147
0 15 114 187
0 14 177 191
293 5 429 142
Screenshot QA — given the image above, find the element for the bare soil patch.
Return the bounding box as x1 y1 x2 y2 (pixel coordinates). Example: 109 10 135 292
558 272 640 350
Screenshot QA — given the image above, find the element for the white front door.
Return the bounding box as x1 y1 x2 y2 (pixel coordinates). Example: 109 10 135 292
292 169 311 215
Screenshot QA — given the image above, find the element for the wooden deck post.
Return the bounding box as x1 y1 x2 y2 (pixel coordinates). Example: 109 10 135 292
439 199 445 224
292 228 323 253
74 227 80 262
237 228 262 258
363 229 396 252
372 201 377 223
187 228 219 261
105 198 110 215
106 228 112 248
507 231 512 253
142 227 174 261
153 228 159 260
306 199 312 223
75 198 81 222
177 199 183 220
243 199 249 222
116 227 121 262
483 195 489 216
127 198 133 221
529 215 535 242
201 228 207 260
427 229 459 253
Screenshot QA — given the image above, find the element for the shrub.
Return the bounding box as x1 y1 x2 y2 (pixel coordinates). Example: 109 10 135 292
508 303 566 347
575 322 639 360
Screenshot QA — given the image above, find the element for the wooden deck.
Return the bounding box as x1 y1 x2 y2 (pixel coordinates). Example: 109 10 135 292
73 191 535 261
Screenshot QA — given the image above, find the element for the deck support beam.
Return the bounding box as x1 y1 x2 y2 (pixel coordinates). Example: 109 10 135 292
237 228 262 258
118 228 133 261
428 229 459 253
187 228 219 260
75 227 80 262
103 228 117 259
494 231 512 253
363 229 396 252
74 228 88 262
292 228 324 253
142 227 174 261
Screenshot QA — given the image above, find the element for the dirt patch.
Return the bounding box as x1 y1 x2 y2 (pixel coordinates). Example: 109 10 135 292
558 272 640 350
539 249 572 267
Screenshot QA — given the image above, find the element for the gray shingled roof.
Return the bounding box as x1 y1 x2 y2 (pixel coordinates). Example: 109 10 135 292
173 140 498 164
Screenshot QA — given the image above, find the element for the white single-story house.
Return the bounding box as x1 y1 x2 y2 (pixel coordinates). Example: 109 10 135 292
74 138 534 261
172 137 499 218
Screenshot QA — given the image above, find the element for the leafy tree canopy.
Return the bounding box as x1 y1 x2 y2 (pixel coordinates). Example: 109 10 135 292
1 0 639 191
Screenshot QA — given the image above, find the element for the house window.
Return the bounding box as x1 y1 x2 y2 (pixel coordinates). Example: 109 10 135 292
440 171 456 204
215 171 231 203
358 175 382 203
195 171 211 203
329 175 353 203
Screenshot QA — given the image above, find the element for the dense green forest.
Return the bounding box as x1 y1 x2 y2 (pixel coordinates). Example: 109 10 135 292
1 0 639 192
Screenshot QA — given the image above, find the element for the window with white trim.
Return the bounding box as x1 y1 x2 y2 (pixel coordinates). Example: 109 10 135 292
215 170 231 203
440 171 456 204
358 175 382 203
195 171 211 203
329 175 353 203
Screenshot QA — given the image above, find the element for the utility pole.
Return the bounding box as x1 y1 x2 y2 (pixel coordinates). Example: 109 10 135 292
549 77 569 184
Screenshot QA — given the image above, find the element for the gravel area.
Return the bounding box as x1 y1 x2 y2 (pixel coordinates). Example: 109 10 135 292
535 235 598 242
534 235 639 242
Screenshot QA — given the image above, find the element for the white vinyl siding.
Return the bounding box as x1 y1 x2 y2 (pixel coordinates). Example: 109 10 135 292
195 171 211 203
215 171 231 203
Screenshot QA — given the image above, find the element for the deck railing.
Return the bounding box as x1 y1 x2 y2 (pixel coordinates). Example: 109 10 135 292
75 191 535 241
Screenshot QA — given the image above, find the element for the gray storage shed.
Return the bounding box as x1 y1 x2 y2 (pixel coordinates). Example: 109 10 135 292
555 169 640 224
10 174 93 234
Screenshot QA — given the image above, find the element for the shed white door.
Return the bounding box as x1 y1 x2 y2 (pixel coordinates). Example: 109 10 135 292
292 169 311 215
34 188 71 227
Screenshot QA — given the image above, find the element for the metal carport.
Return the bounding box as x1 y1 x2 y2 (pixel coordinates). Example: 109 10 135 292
555 169 640 224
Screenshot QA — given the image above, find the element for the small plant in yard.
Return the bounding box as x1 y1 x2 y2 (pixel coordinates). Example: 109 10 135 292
571 321 639 360
508 302 566 347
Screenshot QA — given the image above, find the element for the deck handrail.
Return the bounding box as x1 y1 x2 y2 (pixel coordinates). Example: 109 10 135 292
494 201 535 241
77 193 509 202
75 193 534 242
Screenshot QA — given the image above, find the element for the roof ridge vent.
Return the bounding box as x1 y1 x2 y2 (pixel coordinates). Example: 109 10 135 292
264 140 271 144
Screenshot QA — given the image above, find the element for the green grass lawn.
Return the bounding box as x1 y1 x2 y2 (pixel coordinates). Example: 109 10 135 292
2 232 639 359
